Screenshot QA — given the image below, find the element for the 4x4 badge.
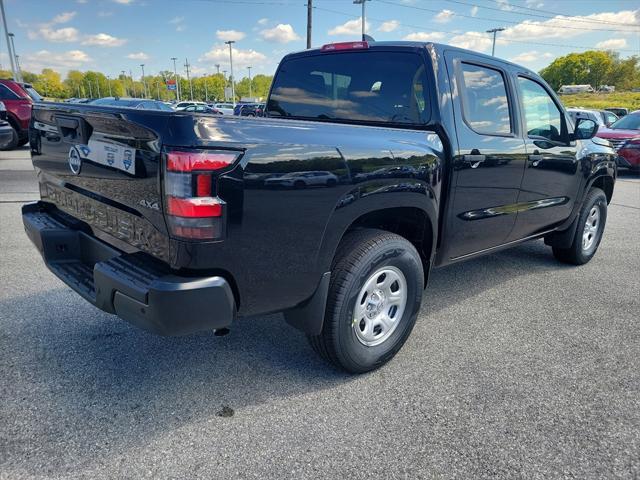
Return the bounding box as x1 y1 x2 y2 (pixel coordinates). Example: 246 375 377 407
68 146 82 175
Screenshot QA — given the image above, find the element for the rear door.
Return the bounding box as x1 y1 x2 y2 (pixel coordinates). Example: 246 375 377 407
507 75 580 240
443 52 527 259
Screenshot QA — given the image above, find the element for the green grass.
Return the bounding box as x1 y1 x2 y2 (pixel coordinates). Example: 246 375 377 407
559 92 640 111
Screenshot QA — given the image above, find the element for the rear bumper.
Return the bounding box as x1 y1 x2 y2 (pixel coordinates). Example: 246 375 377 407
22 202 236 336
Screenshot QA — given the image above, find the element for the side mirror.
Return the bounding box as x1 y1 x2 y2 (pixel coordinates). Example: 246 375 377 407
574 118 598 140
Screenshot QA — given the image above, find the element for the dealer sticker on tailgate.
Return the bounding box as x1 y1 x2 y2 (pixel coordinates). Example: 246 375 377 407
75 139 136 174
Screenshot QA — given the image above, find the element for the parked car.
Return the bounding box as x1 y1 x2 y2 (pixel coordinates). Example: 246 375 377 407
264 171 338 188
89 97 173 111
605 107 629 118
233 103 265 117
567 108 618 128
174 101 207 111
211 103 235 115
596 112 640 171
182 104 222 114
0 102 13 148
25 40 616 373
0 79 42 150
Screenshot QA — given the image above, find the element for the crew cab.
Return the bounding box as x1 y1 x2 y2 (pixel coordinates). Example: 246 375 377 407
0 79 41 150
23 41 616 373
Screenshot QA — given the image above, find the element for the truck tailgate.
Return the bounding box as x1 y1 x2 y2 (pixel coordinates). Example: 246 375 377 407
30 104 171 261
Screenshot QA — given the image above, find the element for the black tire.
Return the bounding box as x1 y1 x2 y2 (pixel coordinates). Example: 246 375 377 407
17 137 29 147
552 187 607 265
308 229 424 373
0 125 19 151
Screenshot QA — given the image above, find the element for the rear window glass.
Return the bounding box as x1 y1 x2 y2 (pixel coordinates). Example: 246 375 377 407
459 62 511 135
267 51 430 125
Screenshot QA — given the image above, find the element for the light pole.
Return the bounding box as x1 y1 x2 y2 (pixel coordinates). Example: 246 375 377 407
8 32 21 82
121 70 128 97
0 0 18 80
140 64 147 98
204 79 208 102
247 66 252 99
215 64 220 74
107 75 112 96
95 78 100 98
184 58 193 100
486 28 505 56
171 57 181 101
353 0 370 41
129 69 135 97
225 40 236 105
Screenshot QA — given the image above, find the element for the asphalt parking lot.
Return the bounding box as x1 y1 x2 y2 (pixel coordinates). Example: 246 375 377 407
1 146 638 479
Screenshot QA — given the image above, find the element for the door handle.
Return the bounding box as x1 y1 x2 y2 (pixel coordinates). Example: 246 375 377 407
463 154 486 169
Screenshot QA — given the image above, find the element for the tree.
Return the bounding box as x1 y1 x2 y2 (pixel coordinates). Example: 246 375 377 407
33 69 67 99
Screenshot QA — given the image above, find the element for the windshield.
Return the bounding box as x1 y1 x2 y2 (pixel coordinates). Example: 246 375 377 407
24 85 43 102
610 113 640 130
267 50 430 126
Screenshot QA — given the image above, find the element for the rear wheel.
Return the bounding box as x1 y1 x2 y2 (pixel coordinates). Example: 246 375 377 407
308 229 424 373
552 187 607 265
0 124 18 151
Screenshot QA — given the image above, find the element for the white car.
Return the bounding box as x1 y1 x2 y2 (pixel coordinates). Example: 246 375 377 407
174 101 207 111
212 103 235 115
264 171 338 188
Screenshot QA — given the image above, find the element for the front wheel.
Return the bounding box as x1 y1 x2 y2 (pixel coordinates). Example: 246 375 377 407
552 187 607 265
308 229 424 373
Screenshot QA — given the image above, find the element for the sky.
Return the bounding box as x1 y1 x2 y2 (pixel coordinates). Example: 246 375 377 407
1 0 639 80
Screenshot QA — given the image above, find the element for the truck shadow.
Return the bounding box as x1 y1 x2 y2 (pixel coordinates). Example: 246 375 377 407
2 238 568 467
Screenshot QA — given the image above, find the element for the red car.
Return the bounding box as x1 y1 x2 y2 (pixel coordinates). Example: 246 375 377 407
0 79 42 150
596 112 640 171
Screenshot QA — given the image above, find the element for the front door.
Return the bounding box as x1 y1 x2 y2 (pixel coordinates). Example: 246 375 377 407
443 53 527 259
508 75 580 240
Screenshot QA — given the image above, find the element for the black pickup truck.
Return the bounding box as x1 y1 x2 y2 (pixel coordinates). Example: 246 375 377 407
24 41 616 373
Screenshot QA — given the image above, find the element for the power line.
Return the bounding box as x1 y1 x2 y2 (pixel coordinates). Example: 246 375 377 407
441 0 640 28
312 5 639 53
375 0 640 34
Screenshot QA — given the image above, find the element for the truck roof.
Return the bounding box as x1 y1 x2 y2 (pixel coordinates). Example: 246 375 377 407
284 40 540 78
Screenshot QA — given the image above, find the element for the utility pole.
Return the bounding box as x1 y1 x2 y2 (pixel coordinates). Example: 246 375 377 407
140 64 147 98
95 78 100 98
215 64 220 74
184 58 194 100
306 0 312 49
129 69 135 97
486 28 505 56
107 75 112 96
121 70 128 97
353 0 370 41
8 32 21 82
225 40 236 105
171 57 181 101
247 66 252 99
0 0 17 80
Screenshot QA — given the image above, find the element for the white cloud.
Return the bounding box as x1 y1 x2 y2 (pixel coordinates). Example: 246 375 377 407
509 50 554 63
22 49 92 72
496 0 514 11
328 18 370 36
434 9 454 23
470 6 478 16
127 51 149 60
169 16 184 24
501 10 640 42
402 31 446 41
260 24 300 43
113 0 134 4
257 18 269 26
52 11 77 24
595 38 628 49
29 27 80 42
526 0 544 7
449 31 493 53
216 30 246 41
378 20 399 33
82 33 127 47
200 44 267 68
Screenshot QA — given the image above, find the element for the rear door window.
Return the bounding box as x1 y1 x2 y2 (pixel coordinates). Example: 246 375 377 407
458 62 512 135
0 84 20 100
267 50 430 126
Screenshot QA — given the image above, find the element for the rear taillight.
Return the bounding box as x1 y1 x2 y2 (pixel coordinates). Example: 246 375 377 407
164 148 240 240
